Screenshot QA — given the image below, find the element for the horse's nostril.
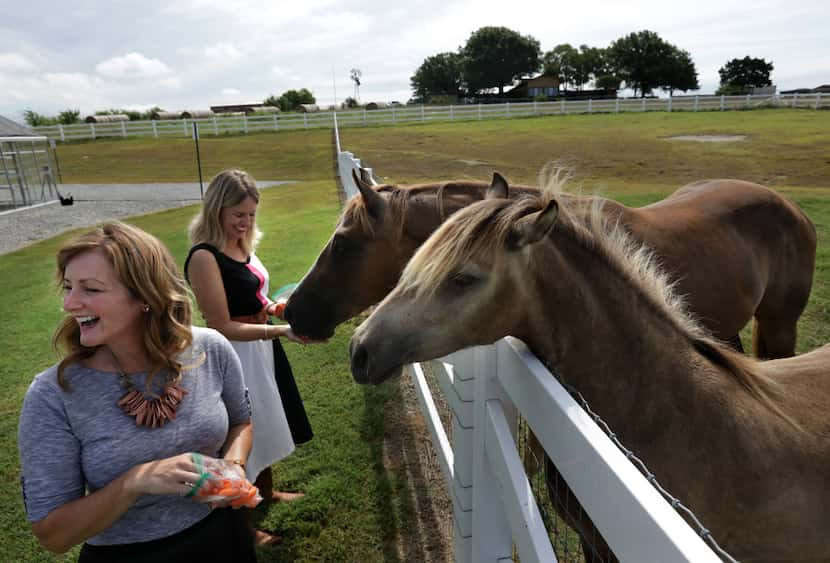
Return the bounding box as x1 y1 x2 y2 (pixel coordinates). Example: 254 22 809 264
350 341 369 381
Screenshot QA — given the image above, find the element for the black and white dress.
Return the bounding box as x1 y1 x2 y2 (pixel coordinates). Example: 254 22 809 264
185 243 313 480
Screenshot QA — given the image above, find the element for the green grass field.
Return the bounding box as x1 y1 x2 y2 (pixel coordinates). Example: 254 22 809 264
2 108 829 561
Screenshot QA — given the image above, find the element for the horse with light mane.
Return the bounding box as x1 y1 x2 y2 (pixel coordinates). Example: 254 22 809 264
286 171 816 359
349 182 830 562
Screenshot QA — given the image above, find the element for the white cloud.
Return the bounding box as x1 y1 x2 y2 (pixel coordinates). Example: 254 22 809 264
204 42 243 62
221 88 241 95
96 52 172 79
0 52 37 73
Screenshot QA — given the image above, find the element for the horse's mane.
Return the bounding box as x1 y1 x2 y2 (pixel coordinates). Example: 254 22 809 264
341 180 498 238
399 168 792 424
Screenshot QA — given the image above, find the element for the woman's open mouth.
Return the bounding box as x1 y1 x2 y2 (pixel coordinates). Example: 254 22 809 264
76 315 100 329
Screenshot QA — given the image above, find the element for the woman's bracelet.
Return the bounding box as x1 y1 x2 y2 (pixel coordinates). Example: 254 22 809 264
228 458 246 470
263 324 270 340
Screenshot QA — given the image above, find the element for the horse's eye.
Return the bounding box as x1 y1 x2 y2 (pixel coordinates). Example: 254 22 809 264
331 235 347 255
449 272 479 290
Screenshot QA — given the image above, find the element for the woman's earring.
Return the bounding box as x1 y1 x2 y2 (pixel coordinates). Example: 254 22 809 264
142 305 151 313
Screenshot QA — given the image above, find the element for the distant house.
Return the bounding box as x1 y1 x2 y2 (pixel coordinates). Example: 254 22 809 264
507 74 561 99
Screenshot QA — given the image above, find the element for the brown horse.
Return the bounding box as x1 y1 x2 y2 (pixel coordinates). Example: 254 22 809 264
349 185 830 562
286 172 816 359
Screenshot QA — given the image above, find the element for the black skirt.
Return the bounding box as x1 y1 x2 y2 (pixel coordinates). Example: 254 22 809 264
78 508 255 563
272 338 313 444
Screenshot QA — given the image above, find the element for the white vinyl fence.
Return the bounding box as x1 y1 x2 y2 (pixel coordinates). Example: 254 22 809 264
35 93 828 142
336 148 724 562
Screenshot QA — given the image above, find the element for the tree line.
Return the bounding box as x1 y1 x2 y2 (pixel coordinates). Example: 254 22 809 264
410 27 774 102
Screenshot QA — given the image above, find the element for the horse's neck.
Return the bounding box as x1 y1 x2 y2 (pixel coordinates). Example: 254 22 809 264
519 231 713 439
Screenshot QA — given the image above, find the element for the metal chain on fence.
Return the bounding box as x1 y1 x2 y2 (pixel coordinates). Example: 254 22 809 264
560 381 739 563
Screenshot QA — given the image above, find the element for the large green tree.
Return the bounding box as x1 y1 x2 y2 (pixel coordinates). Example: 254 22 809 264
543 43 579 90
265 88 316 112
717 56 774 94
660 48 699 95
410 52 465 102
607 30 678 97
462 26 541 95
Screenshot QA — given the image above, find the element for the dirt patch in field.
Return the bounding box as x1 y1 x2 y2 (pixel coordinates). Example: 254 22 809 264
664 135 747 142
383 371 453 562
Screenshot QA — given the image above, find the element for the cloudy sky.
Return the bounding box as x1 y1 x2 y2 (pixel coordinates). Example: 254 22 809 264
1 0 828 121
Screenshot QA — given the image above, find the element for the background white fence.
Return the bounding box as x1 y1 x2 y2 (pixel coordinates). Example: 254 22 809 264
35 92 828 142
336 147 724 561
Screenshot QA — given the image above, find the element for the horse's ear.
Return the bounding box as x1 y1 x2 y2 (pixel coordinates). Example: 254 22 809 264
509 199 559 249
352 170 386 219
486 172 509 200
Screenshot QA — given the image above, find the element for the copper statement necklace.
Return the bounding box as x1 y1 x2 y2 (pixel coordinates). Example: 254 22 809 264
109 347 188 428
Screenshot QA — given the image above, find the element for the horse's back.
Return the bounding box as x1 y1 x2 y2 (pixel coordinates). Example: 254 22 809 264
621 179 816 343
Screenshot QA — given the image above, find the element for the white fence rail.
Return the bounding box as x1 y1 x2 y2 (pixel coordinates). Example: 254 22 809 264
335 148 722 561
411 340 721 563
35 93 827 142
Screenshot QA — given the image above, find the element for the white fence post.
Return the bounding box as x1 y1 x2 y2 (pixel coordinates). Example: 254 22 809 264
668 96 672 112
450 105 454 121
152 121 158 138
90 123 96 140
588 98 593 114
817 92 823 110
478 104 482 120
533 100 538 115
449 352 475 563
121 121 127 138
745 94 751 108
694 95 699 112
615 98 620 113
560 98 565 114
58 124 65 142
642 97 646 112
213 116 218 136
182 120 188 137
243 114 248 134
471 346 513 562
273 114 279 131
421 105 426 123
506 102 510 118
720 95 725 111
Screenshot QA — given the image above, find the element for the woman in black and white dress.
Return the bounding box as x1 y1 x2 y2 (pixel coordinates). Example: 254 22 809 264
185 169 316 546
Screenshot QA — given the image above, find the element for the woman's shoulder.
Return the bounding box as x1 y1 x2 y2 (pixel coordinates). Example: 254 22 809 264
189 326 235 357
22 364 67 412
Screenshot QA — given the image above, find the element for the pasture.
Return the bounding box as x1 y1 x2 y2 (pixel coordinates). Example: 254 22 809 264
1 107 829 560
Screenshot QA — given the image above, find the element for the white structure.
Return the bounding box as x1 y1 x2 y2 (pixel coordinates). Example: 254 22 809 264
0 115 59 209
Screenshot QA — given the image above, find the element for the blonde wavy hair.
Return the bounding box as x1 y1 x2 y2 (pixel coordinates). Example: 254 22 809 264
54 222 193 390
188 169 262 255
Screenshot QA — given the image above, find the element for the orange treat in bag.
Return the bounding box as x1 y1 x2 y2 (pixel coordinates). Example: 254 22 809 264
186 453 262 508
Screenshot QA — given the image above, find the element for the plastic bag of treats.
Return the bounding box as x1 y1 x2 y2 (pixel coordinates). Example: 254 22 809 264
185 452 262 508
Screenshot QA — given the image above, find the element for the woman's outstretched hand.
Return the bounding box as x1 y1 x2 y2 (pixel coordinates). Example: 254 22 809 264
278 325 328 345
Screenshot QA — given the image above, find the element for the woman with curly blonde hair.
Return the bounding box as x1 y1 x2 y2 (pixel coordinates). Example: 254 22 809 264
18 222 256 562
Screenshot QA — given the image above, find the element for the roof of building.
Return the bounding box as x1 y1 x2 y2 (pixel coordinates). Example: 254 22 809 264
0 114 36 137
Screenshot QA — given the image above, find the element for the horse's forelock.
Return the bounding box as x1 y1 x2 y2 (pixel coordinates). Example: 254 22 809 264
400 195 549 298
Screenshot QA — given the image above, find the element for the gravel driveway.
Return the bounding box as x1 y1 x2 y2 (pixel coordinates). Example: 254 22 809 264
0 181 288 255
